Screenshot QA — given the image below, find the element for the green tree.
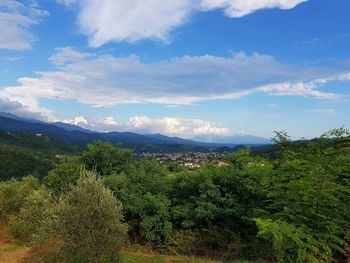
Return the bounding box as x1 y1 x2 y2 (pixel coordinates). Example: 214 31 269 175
105 160 172 248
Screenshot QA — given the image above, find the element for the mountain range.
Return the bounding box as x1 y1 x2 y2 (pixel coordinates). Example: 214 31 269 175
0 112 270 147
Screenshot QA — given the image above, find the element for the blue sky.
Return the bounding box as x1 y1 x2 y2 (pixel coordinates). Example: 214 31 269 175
0 0 349 139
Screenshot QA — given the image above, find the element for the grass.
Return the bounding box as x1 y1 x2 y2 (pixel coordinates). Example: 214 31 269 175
120 251 253 263
0 235 254 263
0 242 23 254
0 244 254 263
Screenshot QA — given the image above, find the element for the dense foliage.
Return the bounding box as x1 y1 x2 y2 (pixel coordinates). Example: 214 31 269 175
0 129 349 262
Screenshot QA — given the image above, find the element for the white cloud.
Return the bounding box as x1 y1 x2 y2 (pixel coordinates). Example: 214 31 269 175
49 47 89 66
0 0 48 50
58 0 306 47
199 0 307 18
3 50 342 110
126 116 230 137
64 115 230 137
256 82 341 100
60 0 194 47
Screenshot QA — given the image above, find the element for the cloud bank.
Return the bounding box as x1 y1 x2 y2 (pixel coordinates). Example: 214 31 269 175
2 49 343 114
58 0 307 47
65 115 230 137
0 97 48 120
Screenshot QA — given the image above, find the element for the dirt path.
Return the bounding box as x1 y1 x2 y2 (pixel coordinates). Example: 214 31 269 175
0 240 30 263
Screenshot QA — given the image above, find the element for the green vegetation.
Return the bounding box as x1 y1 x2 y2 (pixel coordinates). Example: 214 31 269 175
0 128 349 262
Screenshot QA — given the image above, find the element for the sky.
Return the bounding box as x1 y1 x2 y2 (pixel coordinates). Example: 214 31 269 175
0 0 349 139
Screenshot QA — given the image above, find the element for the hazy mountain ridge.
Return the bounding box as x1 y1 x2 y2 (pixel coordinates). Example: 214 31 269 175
0 113 270 147
193 134 271 145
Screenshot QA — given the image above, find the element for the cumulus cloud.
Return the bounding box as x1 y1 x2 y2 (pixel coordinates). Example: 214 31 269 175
57 0 306 47
126 116 230 137
59 0 194 47
2 50 343 110
64 115 230 137
0 0 48 50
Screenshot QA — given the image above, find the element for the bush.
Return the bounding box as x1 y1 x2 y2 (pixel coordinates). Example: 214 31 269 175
8 188 52 242
44 170 127 263
0 176 41 221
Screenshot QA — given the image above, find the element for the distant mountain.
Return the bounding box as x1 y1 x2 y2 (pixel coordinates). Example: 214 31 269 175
0 113 270 147
192 134 271 145
52 122 94 133
0 115 214 147
146 134 215 147
0 112 45 124
0 115 176 145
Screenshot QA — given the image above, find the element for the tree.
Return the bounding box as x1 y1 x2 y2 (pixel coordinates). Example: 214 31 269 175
255 135 350 262
105 160 172 248
44 171 127 263
82 142 133 176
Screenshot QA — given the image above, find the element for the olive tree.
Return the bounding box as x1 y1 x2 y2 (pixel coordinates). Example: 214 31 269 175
45 170 127 263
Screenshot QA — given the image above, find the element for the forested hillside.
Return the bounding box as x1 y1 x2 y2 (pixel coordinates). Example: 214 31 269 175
0 129 349 263
0 131 81 180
